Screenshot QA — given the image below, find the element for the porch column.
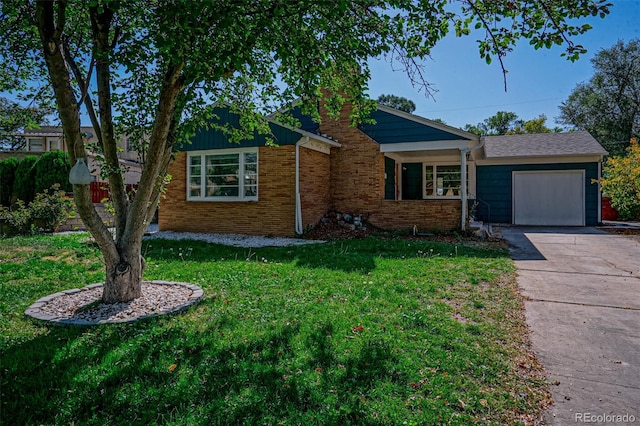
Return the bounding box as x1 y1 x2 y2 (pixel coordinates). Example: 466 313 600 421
460 149 467 231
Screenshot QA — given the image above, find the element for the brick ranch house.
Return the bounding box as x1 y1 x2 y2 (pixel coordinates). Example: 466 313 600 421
159 103 607 236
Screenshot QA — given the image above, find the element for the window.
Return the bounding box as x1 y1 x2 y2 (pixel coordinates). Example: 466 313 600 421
28 138 43 152
187 149 258 201
47 138 61 151
424 164 466 198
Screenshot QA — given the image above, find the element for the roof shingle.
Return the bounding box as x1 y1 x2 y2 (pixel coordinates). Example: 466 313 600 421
483 131 608 158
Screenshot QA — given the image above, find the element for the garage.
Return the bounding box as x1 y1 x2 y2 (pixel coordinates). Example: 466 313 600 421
474 131 608 227
512 170 585 226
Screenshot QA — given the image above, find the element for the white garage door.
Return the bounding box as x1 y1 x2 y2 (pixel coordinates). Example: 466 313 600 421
513 170 585 226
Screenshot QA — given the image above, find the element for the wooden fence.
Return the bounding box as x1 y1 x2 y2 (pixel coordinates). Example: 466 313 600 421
90 181 138 203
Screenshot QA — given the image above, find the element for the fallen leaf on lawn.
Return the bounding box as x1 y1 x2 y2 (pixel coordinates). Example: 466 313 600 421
168 364 177 372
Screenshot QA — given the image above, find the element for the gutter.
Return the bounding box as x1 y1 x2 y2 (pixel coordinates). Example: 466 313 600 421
460 139 485 231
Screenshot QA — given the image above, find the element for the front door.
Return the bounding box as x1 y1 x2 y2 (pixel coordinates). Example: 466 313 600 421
385 157 396 200
402 163 423 200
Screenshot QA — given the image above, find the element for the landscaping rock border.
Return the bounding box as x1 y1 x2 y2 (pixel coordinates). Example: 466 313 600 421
24 281 204 325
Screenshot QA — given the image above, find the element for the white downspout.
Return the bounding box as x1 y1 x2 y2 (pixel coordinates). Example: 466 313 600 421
460 140 485 231
460 150 467 231
295 137 308 235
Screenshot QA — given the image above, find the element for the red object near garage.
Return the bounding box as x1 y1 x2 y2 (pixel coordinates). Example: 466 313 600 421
602 197 619 221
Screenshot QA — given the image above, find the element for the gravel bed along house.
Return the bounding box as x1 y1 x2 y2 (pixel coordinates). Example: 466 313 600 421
144 229 324 248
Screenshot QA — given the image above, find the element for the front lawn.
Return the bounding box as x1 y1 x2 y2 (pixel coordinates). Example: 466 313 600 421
0 234 549 425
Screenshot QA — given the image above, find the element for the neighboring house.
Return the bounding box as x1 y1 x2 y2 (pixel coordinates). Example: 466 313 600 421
159 103 607 237
3 126 142 185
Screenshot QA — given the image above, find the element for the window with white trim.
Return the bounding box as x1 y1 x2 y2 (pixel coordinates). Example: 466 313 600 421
28 138 44 152
187 150 258 201
424 164 467 198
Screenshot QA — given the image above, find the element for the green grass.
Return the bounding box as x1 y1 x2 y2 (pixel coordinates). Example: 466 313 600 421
0 234 548 425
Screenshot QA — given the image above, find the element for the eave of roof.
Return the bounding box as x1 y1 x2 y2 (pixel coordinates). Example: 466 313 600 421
267 118 340 147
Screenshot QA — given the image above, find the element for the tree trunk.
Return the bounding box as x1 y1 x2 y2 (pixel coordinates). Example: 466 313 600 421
35 2 183 305
102 246 145 304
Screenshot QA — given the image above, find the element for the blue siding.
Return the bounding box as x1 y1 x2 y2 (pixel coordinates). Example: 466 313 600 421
475 162 600 226
178 108 302 152
290 105 320 133
291 105 470 144
358 110 470 144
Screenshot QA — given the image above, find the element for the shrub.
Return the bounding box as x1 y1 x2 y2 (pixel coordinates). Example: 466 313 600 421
0 184 73 235
12 155 38 204
0 200 32 235
0 157 19 206
600 139 640 220
34 150 72 194
29 184 74 232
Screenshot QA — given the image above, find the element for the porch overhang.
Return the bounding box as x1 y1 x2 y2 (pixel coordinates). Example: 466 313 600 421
379 140 474 153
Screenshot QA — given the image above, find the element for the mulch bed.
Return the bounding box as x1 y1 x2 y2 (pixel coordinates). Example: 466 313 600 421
599 227 640 235
303 212 504 247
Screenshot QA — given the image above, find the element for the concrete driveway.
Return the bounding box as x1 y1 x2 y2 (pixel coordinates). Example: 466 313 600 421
500 227 640 425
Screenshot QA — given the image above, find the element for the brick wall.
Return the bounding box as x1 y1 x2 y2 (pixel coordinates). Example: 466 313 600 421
319 102 385 213
369 200 461 232
319 100 463 232
299 146 331 229
58 203 115 232
159 147 297 236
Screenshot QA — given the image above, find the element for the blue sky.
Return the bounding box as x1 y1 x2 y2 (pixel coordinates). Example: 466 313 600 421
367 0 640 129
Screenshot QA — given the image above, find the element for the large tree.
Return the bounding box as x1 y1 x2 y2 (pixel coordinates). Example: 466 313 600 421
559 39 640 156
377 94 416 113
465 112 556 135
0 0 610 303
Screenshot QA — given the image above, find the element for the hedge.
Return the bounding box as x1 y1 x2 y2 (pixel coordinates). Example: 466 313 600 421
34 150 72 194
12 155 39 204
0 157 19 206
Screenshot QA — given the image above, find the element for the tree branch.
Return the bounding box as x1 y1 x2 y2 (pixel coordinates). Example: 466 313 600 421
538 1 573 48
35 0 118 262
62 39 101 144
125 60 185 249
465 0 509 92
89 4 128 242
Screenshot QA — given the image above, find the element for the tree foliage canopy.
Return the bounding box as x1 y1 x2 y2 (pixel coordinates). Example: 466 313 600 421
600 139 640 220
377 94 416 113
0 0 611 302
0 97 51 150
559 39 640 156
464 111 554 136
